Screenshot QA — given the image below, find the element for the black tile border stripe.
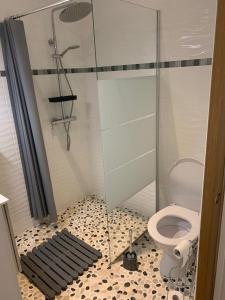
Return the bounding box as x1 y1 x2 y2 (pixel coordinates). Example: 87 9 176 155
0 58 212 77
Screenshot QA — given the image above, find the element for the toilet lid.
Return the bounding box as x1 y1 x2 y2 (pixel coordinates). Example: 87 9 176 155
168 158 204 212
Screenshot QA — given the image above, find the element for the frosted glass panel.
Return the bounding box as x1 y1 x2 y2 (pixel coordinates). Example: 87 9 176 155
93 0 158 261
98 76 156 209
98 76 156 213
102 115 156 172
98 77 156 129
97 76 157 260
106 151 156 211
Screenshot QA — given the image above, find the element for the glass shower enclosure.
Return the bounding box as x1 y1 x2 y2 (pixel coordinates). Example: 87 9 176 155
17 0 159 265
92 0 159 262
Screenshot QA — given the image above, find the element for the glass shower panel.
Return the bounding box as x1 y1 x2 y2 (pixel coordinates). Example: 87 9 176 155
92 0 158 262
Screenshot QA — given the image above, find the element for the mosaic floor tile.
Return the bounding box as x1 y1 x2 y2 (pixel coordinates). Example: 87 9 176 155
16 196 194 300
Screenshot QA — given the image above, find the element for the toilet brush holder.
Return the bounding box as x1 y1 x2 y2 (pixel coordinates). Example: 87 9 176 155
123 229 138 271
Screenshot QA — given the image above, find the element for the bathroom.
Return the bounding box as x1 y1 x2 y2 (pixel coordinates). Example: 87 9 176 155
0 0 222 299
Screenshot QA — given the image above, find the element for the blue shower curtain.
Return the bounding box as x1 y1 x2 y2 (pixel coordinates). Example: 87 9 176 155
0 18 57 223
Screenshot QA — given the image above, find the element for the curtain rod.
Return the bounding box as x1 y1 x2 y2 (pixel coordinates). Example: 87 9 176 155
11 0 75 20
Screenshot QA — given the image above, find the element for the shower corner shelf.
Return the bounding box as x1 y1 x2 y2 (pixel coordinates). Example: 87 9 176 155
48 95 77 103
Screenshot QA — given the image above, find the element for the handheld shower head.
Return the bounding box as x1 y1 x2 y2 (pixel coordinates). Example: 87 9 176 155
52 45 80 58
60 45 80 57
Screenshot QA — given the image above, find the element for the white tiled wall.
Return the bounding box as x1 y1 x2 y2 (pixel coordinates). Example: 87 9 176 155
93 0 157 66
158 66 213 208
33 74 93 213
127 0 217 61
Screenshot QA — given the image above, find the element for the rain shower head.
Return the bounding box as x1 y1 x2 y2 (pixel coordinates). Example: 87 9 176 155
59 2 92 23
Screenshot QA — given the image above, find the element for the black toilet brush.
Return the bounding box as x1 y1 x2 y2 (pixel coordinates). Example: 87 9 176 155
123 229 138 271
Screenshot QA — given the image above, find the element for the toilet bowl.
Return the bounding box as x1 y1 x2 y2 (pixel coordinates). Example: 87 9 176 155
148 205 199 249
148 158 204 278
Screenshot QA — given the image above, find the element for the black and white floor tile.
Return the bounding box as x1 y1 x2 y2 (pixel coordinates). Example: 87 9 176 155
15 196 193 300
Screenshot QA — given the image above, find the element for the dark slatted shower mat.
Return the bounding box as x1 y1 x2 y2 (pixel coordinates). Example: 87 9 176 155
20 229 102 299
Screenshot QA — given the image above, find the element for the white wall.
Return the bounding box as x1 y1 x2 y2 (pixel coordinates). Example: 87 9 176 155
93 0 157 66
33 74 93 213
127 0 216 61
159 66 213 208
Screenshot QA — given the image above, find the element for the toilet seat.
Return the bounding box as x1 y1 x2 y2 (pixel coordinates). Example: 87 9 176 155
148 205 200 247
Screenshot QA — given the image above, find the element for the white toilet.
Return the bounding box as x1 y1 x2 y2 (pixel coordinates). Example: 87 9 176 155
148 158 204 278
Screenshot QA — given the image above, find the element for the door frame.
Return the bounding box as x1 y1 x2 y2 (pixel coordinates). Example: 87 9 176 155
196 0 225 299
213 198 225 299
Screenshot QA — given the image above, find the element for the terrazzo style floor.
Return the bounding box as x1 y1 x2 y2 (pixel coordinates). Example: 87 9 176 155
107 205 149 262
15 196 194 300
